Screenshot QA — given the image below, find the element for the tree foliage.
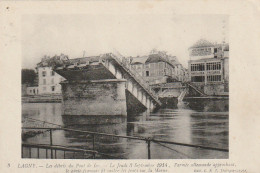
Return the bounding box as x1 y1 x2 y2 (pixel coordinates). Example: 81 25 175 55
22 69 37 85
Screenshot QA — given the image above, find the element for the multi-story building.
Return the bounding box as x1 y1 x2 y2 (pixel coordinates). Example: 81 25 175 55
36 54 67 95
188 39 229 95
144 53 175 84
130 51 187 85
131 62 144 76
169 56 186 82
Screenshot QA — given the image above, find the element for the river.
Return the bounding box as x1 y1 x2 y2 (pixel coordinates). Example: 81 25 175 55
22 99 228 159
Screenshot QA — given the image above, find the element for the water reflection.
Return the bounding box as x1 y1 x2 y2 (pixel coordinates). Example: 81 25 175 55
22 100 228 159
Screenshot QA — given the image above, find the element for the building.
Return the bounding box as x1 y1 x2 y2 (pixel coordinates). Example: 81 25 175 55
26 86 39 95
131 61 144 76
130 51 187 85
36 54 67 95
142 52 177 84
188 39 229 95
169 56 186 82
22 70 39 96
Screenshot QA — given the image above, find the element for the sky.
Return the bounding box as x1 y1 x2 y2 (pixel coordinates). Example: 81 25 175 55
22 14 228 69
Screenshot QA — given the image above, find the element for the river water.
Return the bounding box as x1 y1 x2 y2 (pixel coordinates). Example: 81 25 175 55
22 99 228 159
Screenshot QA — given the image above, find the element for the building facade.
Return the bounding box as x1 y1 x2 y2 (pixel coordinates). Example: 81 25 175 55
169 56 186 82
188 39 229 95
130 51 186 85
37 54 67 95
131 62 144 76
37 66 65 94
26 86 39 95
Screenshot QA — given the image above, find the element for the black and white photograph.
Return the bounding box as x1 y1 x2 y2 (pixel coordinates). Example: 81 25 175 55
2 1 260 172
21 14 229 159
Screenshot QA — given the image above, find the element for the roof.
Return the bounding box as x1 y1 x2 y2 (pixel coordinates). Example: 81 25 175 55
131 55 148 64
190 39 214 49
145 54 168 64
70 56 100 64
169 56 181 65
131 62 143 65
37 54 69 67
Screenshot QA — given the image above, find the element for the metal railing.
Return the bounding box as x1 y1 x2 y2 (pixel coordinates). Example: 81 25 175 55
178 88 188 102
22 127 228 159
22 143 97 159
106 53 161 105
186 82 207 96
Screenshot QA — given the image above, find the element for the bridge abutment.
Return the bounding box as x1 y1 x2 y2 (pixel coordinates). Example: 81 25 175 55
61 79 127 116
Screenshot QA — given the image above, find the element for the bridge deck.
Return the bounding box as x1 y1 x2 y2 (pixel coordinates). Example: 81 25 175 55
53 53 161 109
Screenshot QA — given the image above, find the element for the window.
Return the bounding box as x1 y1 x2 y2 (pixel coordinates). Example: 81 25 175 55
206 62 221 71
191 63 205 71
191 76 205 82
51 86 55 92
207 75 222 82
51 78 54 84
42 71 46 77
51 71 55 76
43 79 46 85
146 71 150 76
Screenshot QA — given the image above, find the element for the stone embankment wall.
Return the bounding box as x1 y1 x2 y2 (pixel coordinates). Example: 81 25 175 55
61 79 127 116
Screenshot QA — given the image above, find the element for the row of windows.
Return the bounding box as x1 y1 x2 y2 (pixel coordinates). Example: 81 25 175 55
191 76 205 82
207 75 222 82
42 71 55 77
191 62 221 71
193 48 212 52
29 89 38 94
42 86 56 92
191 63 205 71
206 62 221 70
191 48 212 56
191 75 222 82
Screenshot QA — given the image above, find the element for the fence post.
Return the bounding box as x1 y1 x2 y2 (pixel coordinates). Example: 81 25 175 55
50 129 53 159
92 134 95 159
147 138 151 159
37 147 40 158
21 146 23 158
29 147 31 158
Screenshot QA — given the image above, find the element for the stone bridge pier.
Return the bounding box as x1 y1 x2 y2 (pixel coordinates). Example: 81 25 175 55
60 79 127 116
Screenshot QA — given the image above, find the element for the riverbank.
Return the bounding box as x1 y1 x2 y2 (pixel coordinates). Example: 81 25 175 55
184 97 229 112
22 94 62 103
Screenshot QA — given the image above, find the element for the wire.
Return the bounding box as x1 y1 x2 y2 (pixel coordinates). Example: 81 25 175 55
23 117 63 127
153 141 193 159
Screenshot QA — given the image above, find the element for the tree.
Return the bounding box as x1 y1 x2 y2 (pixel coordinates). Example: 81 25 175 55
22 69 37 85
